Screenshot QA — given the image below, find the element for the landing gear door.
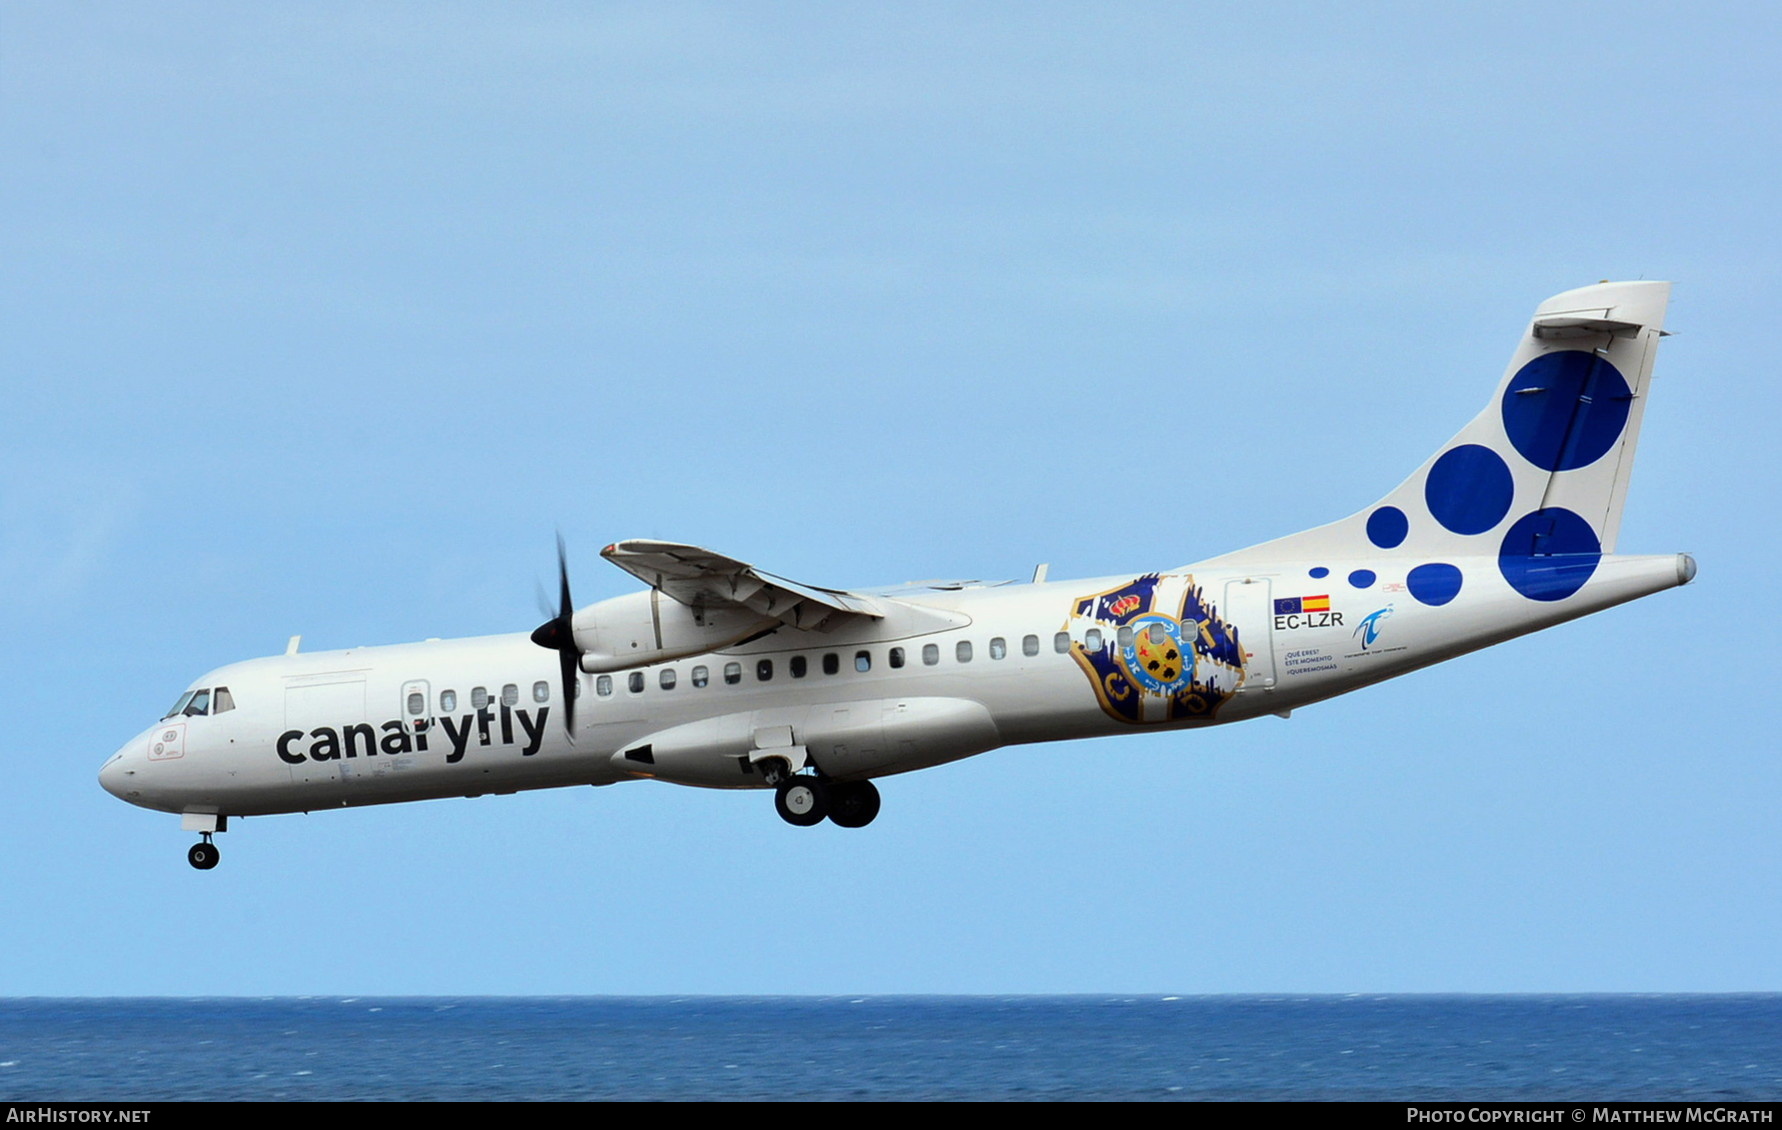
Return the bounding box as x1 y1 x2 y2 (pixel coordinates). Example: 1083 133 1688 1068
401 679 432 737
1222 578 1277 693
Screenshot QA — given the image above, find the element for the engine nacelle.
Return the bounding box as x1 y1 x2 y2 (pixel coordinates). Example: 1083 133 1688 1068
573 590 774 673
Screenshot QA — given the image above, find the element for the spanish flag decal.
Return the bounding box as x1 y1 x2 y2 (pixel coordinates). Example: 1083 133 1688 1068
1274 594 1331 615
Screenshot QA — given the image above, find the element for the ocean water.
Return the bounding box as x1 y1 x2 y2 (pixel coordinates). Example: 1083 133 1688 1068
2 996 1778 1101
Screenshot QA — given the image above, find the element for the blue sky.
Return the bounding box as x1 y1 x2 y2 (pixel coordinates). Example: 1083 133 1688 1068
3 2 1777 994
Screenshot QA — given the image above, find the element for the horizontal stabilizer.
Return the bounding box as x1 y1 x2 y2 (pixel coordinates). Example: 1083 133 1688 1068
1532 315 1643 340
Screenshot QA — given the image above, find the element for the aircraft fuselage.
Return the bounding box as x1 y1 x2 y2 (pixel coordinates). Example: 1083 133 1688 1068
101 553 1691 821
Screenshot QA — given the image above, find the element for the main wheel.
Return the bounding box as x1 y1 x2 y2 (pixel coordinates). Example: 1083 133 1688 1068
188 842 220 870
774 778 829 827
827 780 882 828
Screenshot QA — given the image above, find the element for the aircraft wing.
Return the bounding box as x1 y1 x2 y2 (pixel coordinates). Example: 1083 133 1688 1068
600 540 885 631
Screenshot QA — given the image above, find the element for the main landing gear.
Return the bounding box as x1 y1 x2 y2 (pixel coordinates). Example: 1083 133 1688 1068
187 834 220 870
772 776 881 829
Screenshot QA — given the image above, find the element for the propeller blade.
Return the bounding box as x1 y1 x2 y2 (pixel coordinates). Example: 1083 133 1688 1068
528 534 581 740
560 644 577 737
558 533 572 623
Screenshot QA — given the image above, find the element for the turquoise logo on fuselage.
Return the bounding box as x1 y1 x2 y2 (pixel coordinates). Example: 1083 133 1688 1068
1354 606 1394 650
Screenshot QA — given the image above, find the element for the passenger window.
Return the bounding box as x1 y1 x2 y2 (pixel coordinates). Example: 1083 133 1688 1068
1117 627 1133 649
213 687 235 713
1023 635 1039 657
627 672 644 694
692 665 709 688
533 681 550 703
596 676 613 697
990 637 1007 660
406 692 424 716
923 643 939 666
822 653 839 676
1054 632 1071 654
724 662 742 685
889 647 905 669
183 689 210 717
1147 623 1169 644
855 650 871 673
756 659 773 682
660 669 677 690
441 690 458 712
1085 629 1103 651
472 686 489 709
956 641 973 663
791 656 807 678
502 683 519 707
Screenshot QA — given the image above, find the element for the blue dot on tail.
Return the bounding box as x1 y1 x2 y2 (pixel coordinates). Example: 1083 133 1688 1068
1498 508 1602 601
1367 506 1408 549
1501 351 1632 471
1348 569 1376 589
1309 567 1329 579
1425 444 1515 535
1407 562 1463 606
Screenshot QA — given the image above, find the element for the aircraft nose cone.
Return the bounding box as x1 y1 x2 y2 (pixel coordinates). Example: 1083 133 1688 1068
99 755 126 799
99 740 141 802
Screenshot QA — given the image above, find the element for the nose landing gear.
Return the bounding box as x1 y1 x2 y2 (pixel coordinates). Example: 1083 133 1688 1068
181 813 227 870
187 833 220 870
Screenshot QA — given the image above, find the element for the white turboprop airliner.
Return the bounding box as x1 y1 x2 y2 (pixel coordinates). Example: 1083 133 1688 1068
102 281 1695 869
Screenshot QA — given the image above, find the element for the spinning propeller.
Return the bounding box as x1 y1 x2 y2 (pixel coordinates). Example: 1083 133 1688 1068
529 535 579 738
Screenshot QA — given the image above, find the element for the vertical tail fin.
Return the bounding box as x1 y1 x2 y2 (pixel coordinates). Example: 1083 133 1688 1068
1199 281 1672 574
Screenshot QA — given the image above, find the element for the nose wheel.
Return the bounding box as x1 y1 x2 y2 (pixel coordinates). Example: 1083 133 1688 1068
187 834 220 870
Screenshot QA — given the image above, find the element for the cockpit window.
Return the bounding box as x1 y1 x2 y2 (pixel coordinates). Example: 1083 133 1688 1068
165 687 230 718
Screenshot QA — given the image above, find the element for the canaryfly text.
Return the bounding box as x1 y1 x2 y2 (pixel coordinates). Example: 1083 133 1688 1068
277 705 551 765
